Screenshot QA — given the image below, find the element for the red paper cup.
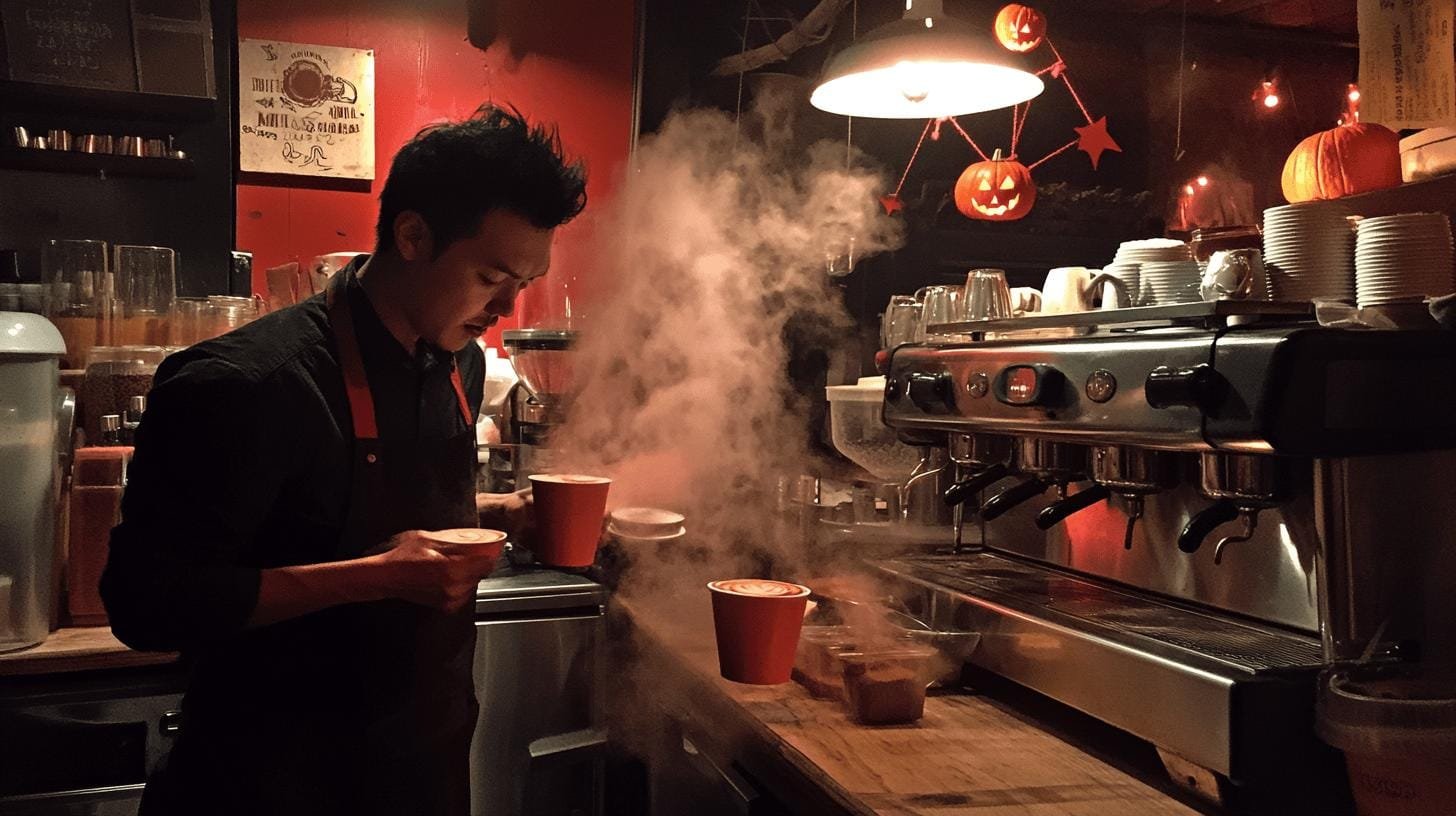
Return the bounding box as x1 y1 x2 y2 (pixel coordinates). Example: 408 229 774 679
419 528 508 577
708 579 812 685
529 474 612 567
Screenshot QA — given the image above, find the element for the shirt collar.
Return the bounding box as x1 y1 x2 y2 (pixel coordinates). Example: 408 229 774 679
343 255 454 372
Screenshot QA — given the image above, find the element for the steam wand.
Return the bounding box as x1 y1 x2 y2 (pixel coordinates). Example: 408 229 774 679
1212 509 1260 565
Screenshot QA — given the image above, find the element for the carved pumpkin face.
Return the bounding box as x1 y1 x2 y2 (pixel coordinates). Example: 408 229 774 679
1280 122 1402 203
995 4 1047 53
955 151 1037 221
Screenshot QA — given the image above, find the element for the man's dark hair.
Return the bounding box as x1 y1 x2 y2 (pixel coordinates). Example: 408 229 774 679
376 105 587 254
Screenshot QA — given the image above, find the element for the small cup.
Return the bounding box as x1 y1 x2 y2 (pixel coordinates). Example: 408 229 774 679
880 295 921 350
419 528 507 581
1009 286 1042 314
962 268 1012 321
48 129 73 151
915 285 961 340
708 579 811 685
529 474 612 567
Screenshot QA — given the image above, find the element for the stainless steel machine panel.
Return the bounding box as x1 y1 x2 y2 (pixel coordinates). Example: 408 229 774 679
471 571 606 816
885 333 1215 449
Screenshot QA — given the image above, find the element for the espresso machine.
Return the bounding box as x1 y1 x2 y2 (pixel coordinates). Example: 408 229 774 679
874 301 1456 812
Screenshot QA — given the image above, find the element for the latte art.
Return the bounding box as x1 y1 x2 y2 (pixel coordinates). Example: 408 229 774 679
531 473 612 485
710 579 810 598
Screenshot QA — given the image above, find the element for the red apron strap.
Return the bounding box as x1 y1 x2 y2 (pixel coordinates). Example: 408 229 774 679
449 362 473 429
325 270 379 441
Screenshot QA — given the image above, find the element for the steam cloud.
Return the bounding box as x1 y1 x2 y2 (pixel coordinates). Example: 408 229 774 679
552 99 902 593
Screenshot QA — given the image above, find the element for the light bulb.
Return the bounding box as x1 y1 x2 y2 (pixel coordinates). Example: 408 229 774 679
894 61 931 104
1263 93 1280 109
1196 176 1209 187
1184 184 1196 196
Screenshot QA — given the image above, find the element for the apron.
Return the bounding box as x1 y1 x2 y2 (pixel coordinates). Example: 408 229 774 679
142 269 480 816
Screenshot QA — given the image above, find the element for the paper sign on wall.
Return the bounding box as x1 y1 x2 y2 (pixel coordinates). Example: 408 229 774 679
1358 0 1456 129
239 39 375 179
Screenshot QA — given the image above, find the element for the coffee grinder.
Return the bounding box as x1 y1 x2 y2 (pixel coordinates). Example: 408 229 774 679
498 328 578 488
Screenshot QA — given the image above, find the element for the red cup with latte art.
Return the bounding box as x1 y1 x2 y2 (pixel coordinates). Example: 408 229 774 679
708 579 812 685
529 474 612 568
418 528 508 576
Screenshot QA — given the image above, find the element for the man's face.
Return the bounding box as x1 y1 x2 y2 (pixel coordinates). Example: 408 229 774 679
404 209 554 351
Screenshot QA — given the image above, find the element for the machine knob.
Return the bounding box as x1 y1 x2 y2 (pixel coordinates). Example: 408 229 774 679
1145 364 1222 411
906 372 957 414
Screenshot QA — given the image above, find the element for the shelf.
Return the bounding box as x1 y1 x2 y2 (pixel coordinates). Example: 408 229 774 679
0 80 216 122
0 147 196 179
928 300 1316 339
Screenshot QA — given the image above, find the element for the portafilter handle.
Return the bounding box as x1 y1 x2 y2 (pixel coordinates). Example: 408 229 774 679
1177 499 1240 554
1034 483 1110 530
943 463 1009 506
979 476 1052 521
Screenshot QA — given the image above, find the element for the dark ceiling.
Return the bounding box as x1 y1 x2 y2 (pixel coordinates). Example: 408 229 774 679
1078 0 1357 38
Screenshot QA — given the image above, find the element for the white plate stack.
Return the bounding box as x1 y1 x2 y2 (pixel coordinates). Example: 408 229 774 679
1262 203 1356 302
1354 213 1455 308
1110 239 1195 306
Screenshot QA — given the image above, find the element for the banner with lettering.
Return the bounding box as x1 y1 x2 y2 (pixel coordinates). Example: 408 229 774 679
1358 0 1456 129
239 39 375 179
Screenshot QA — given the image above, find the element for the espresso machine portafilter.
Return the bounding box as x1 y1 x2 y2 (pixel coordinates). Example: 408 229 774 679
1179 453 1285 564
1091 445 1179 550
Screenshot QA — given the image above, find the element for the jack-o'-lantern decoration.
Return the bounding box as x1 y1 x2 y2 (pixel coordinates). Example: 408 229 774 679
995 4 1047 53
955 150 1036 221
1280 122 1401 203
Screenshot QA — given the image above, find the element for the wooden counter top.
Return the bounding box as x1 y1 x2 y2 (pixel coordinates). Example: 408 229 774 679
618 596 1208 816
0 627 177 677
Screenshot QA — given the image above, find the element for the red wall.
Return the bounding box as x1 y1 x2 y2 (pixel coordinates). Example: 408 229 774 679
235 0 636 347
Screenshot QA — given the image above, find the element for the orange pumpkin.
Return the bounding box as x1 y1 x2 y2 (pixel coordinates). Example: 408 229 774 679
955 150 1036 221
994 4 1047 53
1280 122 1402 203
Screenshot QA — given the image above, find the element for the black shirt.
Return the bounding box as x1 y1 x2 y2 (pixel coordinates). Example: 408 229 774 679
101 261 485 652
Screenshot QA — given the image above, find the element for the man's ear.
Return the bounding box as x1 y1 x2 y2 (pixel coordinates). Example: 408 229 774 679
392 211 434 262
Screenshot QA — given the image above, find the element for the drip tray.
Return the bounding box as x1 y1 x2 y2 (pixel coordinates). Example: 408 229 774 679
871 553 1327 780
886 554 1321 673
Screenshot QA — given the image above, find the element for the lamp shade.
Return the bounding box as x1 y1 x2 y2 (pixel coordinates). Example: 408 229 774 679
810 4 1044 119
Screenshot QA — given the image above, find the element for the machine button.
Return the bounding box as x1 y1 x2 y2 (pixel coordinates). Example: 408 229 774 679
1145 364 1223 410
1085 370 1117 403
967 372 990 399
994 365 1065 407
907 372 957 414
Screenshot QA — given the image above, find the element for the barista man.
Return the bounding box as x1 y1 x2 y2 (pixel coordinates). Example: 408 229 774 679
100 106 587 816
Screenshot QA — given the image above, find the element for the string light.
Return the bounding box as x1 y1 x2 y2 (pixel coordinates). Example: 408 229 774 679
1254 79 1281 110
1196 175 1209 187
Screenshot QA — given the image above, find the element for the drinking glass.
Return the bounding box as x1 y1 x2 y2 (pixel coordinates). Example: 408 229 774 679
114 245 176 346
962 268 1012 321
880 295 921 349
915 285 961 341
43 239 111 368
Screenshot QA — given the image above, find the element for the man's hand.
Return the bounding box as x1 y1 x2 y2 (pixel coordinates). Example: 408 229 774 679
476 488 533 539
370 530 501 613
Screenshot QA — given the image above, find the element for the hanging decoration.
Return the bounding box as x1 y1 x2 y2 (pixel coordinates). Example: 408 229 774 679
881 3 1118 221
993 4 1047 53
954 149 1037 221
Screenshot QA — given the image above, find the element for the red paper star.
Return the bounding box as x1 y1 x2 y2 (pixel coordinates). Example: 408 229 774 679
1074 116 1121 170
879 194 904 215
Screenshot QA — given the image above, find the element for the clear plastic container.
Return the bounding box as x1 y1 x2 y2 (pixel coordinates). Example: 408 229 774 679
794 625 858 700
825 377 921 480
80 346 165 444
1316 671 1456 816
839 645 936 725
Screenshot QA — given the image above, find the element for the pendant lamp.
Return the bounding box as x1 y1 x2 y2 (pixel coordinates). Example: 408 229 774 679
810 0 1044 119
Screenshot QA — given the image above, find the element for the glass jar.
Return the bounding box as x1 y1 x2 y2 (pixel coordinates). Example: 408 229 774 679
80 346 166 444
1190 225 1262 262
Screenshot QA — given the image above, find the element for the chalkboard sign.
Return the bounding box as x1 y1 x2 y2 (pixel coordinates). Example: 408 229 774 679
0 0 138 90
